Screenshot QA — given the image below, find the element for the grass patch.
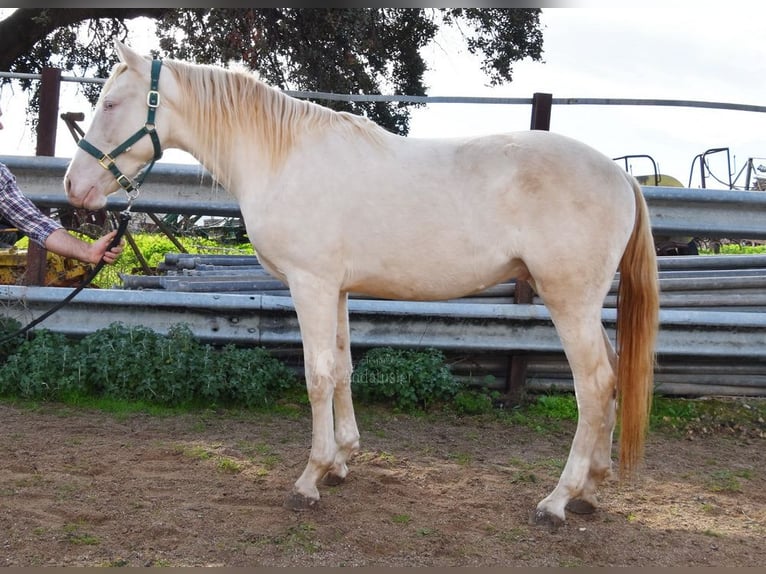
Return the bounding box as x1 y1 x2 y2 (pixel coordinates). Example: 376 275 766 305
216 457 244 473
706 469 753 493
273 523 320 554
449 452 472 466
178 445 212 461
62 522 100 546
650 396 766 437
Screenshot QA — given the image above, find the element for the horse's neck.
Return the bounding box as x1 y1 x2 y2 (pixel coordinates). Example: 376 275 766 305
166 120 265 195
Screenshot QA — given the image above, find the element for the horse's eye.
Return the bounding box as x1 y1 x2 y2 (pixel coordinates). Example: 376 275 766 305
104 101 115 111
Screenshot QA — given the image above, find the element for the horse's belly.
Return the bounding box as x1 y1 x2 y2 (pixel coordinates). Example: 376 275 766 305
345 257 528 301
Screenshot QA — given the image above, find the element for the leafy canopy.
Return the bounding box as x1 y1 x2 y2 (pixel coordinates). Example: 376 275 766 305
1 8 543 135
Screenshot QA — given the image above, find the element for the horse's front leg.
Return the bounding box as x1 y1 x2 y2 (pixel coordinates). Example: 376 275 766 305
285 279 343 510
323 292 360 486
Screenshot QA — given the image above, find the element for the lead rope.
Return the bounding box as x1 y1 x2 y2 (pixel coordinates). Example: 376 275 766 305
0 209 132 345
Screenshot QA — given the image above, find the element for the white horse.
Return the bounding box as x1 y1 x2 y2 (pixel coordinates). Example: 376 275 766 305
64 41 659 526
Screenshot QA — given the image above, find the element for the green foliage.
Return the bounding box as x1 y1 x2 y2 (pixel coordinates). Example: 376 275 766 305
452 388 500 415
650 395 766 435
200 344 296 408
525 393 579 421
2 8 543 135
699 243 766 256
0 317 23 361
351 347 460 412
0 330 80 400
76 323 202 405
0 322 297 408
94 232 251 289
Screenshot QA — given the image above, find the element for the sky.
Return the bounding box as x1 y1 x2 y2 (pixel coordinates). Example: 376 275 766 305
1 5 764 189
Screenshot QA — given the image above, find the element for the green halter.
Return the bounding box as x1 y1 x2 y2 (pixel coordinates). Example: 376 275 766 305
78 58 164 204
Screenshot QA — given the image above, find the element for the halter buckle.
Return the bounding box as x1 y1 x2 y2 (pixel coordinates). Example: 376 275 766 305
115 173 134 191
147 90 161 109
98 153 115 170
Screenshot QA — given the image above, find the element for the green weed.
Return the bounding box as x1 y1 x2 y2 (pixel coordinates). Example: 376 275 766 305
391 513 412 524
706 469 752 493
93 233 254 289
216 457 244 473
62 522 100 546
351 347 460 412
273 522 320 554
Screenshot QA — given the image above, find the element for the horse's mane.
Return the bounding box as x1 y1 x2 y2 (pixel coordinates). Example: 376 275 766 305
160 58 387 185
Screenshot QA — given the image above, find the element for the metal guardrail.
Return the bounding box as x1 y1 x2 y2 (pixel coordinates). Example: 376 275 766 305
2 286 764 359
125 252 766 312
4 155 766 239
1 285 764 398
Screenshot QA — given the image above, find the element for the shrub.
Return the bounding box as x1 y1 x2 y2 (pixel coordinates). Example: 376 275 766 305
210 344 298 408
0 329 81 400
0 316 23 362
75 323 189 404
452 388 500 415
351 347 460 412
73 322 296 407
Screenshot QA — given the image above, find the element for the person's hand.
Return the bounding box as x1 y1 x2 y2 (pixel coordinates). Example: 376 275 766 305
90 230 124 265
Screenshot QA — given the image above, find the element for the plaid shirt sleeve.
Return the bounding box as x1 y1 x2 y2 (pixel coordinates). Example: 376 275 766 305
0 162 62 247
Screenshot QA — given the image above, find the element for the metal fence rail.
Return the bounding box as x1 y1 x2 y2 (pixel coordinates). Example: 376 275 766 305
4 155 766 239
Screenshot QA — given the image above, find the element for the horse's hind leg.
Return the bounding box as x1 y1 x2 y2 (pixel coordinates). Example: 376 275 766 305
530 299 618 527
285 279 343 510
323 292 360 486
565 326 619 515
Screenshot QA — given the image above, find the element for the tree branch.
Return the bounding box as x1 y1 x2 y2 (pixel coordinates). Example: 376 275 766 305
0 8 173 72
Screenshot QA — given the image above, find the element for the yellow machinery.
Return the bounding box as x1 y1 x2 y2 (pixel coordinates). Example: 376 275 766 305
0 247 94 287
633 169 697 255
634 173 684 187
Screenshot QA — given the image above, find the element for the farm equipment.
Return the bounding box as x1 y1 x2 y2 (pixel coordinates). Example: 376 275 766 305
613 154 697 256
615 149 765 256
0 208 101 287
0 246 94 287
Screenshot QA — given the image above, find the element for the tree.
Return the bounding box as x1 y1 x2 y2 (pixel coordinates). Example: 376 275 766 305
0 8 543 135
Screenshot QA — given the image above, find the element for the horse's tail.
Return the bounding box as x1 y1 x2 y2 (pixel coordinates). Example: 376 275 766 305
616 174 660 478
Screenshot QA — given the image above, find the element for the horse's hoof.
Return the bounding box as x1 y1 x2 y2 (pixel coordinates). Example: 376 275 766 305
529 508 565 529
566 499 597 515
322 472 346 486
284 490 319 511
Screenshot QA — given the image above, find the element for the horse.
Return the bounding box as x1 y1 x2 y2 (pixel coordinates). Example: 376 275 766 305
64 40 660 527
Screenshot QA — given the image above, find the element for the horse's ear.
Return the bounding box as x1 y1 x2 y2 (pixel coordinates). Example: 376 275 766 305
114 40 146 70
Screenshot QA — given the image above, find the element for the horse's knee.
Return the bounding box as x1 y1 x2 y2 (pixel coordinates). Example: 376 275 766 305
306 349 336 397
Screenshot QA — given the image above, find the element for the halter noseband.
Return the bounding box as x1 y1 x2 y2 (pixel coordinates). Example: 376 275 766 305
78 58 164 205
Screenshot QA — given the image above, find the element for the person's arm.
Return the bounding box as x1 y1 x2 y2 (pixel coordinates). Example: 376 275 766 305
1 163 123 265
44 228 123 265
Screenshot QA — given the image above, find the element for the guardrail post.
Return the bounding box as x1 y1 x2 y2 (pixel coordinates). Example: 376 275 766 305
504 93 553 405
24 67 61 286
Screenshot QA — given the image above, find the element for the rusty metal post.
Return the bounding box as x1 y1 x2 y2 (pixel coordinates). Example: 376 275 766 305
24 68 62 286
504 93 553 405
529 92 552 132
35 68 62 157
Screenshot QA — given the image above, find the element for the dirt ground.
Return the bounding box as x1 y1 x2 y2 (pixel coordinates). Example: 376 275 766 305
1 398 764 567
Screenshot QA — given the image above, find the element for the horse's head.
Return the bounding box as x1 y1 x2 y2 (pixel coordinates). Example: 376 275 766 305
64 40 174 210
